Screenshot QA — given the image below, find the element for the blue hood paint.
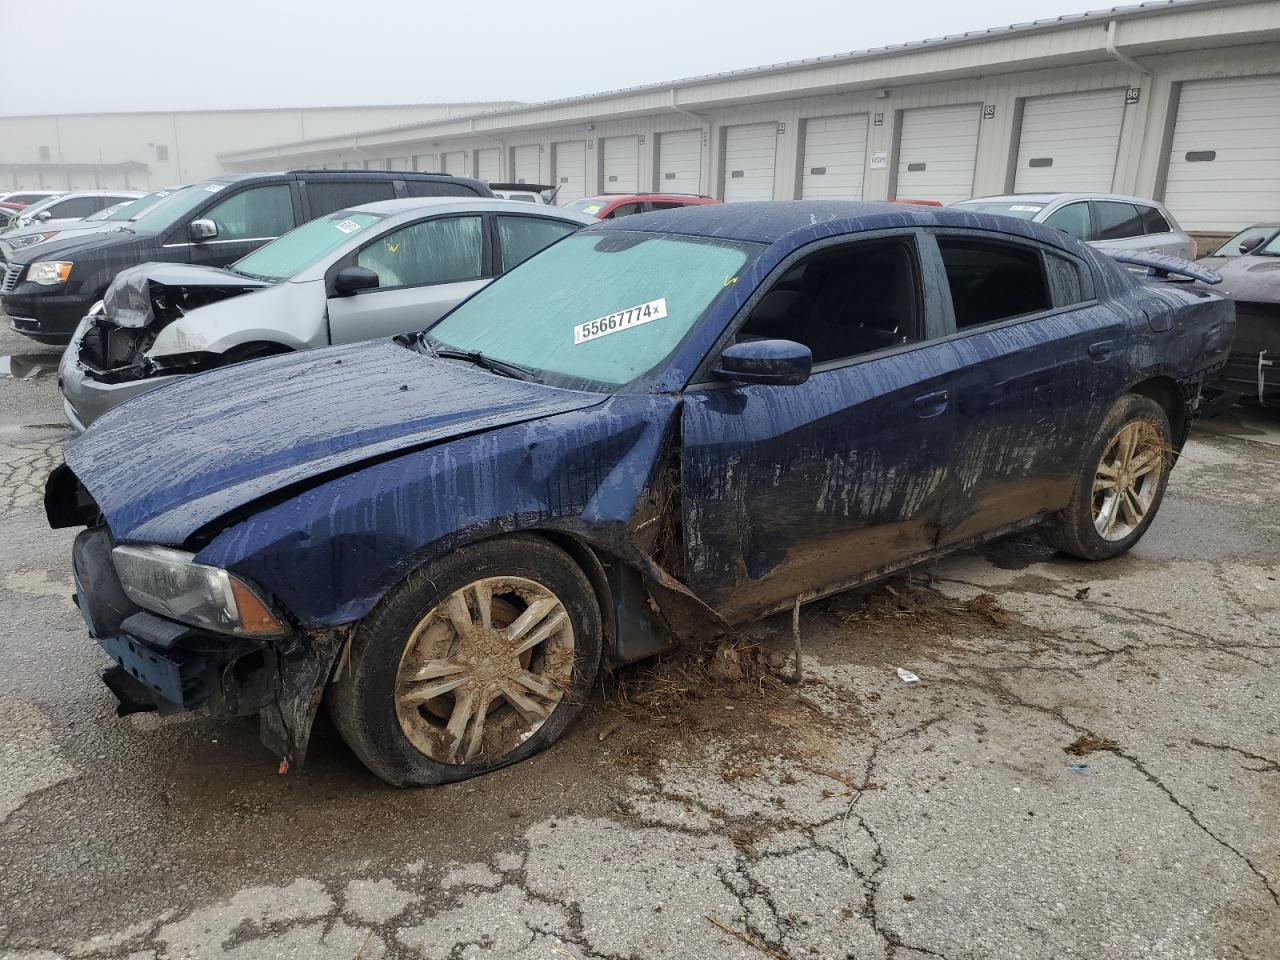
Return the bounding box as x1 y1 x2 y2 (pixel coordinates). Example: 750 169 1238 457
64 339 605 544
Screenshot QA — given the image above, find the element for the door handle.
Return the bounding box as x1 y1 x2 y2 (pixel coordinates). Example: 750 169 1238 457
1088 340 1113 361
912 390 949 419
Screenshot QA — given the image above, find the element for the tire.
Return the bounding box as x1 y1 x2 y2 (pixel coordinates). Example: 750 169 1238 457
1041 393 1173 561
328 535 602 787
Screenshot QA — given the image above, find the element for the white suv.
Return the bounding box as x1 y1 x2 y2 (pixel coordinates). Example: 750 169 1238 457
952 193 1197 259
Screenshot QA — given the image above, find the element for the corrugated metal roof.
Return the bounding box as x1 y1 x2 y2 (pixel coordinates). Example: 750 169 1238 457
220 0 1258 159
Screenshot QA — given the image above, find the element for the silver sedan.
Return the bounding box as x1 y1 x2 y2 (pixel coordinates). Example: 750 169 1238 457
60 197 594 429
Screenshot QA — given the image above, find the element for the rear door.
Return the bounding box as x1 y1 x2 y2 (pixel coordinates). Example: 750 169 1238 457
185 182 298 268
680 230 958 620
924 230 1125 546
326 213 489 343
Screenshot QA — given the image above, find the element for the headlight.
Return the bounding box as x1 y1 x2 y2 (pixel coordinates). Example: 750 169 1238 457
111 545 288 638
29 260 73 285
12 231 59 248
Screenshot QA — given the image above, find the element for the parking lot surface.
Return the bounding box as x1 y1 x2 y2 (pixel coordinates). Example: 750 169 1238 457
0 319 1276 960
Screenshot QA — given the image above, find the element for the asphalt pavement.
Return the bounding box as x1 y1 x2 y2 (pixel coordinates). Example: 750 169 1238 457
0 319 1276 960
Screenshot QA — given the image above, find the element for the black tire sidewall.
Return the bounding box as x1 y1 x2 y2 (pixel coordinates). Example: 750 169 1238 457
1067 394 1173 560
330 535 602 787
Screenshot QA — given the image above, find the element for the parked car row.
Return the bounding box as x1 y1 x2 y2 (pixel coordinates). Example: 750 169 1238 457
39 185 1236 786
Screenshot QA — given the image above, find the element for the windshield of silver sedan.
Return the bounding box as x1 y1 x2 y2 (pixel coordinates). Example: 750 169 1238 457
423 231 760 390
232 210 385 281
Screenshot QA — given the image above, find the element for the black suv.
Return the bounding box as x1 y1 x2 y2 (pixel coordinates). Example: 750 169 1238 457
1 169 492 345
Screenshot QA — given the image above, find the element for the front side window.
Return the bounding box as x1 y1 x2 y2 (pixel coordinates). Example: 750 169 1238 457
203 184 294 241
425 231 760 390
1042 202 1091 241
1093 201 1144 241
234 210 384 281
603 202 643 220
937 236 1051 330
736 238 921 365
357 215 483 288
497 216 579 271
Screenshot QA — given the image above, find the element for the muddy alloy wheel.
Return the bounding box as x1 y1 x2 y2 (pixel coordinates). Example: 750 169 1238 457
328 535 602 787
1039 393 1172 561
393 576 576 765
1091 420 1167 541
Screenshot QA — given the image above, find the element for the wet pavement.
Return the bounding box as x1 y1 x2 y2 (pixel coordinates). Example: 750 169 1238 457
0 318 1276 959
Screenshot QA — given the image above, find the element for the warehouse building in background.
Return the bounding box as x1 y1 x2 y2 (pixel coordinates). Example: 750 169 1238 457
218 0 1280 241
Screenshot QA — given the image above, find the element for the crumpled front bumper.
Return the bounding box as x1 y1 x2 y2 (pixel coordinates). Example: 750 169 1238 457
59 324 181 432
70 525 346 768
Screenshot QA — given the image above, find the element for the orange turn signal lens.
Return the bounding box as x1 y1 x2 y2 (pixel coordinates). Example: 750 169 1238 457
229 576 287 636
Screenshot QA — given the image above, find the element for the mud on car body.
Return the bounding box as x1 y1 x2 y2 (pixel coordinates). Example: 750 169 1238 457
46 201 1234 787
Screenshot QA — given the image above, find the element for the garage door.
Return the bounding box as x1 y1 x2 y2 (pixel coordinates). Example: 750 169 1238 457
801 114 869 199
1163 76 1280 233
894 104 981 204
1014 90 1124 193
658 130 702 194
412 153 437 171
552 140 586 204
512 144 541 184
602 136 640 193
474 148 500 183
723 123 777 202
441 151 467 176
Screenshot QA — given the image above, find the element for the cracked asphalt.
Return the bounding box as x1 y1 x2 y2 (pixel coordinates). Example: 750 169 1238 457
0 319 1277 960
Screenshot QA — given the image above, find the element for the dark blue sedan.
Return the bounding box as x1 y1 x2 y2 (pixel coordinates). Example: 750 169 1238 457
47 202 1234 786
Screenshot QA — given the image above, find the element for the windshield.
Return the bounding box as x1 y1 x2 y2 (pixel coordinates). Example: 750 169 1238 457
104 191 170 222
953 200 1045 220
424 230 759 391
232 210 384 281
1214 226 1279 257
564 197 608 217
127 182 229 233
1260 233 1280 257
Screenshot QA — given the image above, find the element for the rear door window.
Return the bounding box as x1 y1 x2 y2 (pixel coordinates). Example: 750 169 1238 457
496 215 580 271
305 180 396 218
405 179 483 198
1042 202 1091 241
356 215 484 288
936 236 1051 330
603 202 643 219
1093 201 1145 241
203 184 296 241
1139 206 1172 235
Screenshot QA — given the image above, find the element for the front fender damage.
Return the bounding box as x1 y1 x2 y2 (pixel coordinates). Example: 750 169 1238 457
259 626 351 772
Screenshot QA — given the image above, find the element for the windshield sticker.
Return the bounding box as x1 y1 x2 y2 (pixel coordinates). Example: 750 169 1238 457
582 204 603 215
156 191 171 197
204 184 225 193
1010 204 1043 212
334 219 363 234
574 298 668 345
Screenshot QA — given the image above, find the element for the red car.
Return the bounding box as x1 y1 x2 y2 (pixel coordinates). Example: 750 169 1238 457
564 193 720 220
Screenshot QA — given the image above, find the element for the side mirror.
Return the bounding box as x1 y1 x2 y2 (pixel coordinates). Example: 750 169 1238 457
334 265 380 296
713 339 812 386
36 210 52 222
188 218 218 242
1239 236 1264 255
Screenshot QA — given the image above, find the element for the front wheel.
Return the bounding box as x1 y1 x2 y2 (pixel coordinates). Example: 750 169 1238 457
1041 394 1173 560
328 535 602 787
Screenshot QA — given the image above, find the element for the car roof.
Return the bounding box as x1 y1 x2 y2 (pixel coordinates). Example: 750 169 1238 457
957 192 1167 206
341 197 594 219
594 199 1085 249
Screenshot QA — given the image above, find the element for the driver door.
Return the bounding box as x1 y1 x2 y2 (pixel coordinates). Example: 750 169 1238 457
679 232 958 621
326 214 490 344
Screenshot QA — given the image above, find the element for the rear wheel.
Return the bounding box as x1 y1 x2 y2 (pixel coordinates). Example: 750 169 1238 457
328 535 602 787
1041 394 1172 560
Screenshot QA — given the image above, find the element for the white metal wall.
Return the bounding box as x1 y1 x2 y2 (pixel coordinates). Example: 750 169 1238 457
894 104 981 204
1162 75 1280 232
657 130 702 194
800 114 869 199
552 140 586 203
1014 89 1125 193
722 123 778 202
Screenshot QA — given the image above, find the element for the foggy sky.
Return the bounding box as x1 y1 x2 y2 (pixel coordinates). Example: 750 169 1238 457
0 0 1109 116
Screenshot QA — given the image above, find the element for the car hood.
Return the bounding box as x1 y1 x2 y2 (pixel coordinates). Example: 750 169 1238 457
1212 254 1280 303
103 262 270 328
5 224 146 264
63 339 606 544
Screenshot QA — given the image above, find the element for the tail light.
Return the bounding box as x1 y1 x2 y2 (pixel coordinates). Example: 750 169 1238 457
1188 238 1198 259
